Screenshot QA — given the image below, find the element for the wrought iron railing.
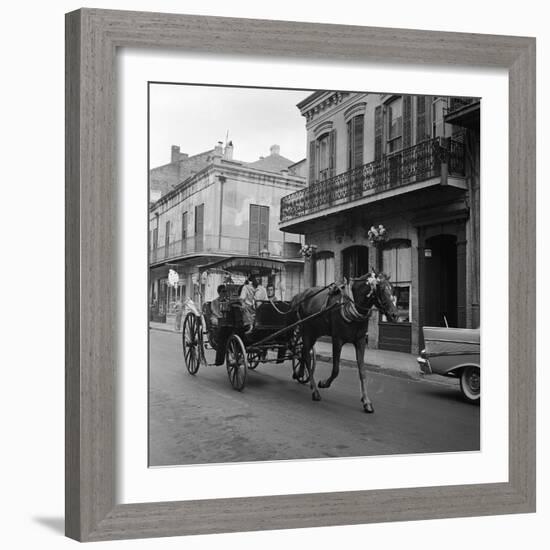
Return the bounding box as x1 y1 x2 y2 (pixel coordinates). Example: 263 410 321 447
280 137 464 223
448 96 477 114
149 234 302 265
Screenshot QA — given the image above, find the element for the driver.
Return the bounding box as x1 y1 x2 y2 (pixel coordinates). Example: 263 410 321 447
210 284 227 327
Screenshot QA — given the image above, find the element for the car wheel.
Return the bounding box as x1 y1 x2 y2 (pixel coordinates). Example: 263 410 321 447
460 366 480 403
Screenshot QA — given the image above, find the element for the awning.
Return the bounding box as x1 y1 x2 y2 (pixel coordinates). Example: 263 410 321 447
197 255 303 276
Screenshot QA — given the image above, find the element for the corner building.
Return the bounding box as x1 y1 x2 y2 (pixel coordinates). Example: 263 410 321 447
149 142 306 323
280 92 480 353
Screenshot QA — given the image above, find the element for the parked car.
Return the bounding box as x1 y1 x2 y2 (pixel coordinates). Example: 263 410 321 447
417 326 480 403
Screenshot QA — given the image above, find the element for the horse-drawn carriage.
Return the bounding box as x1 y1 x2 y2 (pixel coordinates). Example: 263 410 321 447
182 255 399 413
182 256 315 391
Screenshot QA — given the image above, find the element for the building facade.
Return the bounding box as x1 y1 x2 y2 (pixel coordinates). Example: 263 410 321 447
280 92 480 353
149 142 306 322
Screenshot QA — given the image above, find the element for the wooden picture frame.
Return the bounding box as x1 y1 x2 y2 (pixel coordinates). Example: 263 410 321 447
65 8 536 542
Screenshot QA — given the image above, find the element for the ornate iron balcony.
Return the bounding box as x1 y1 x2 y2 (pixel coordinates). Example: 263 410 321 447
280 137 464 223
448 96 477 114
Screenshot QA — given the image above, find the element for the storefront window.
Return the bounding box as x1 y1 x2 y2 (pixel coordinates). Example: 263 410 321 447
381 241 411 322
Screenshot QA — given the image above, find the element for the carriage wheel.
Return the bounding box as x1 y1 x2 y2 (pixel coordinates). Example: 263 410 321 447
226 334 248 391
247 350 261 370
183 313 202 375
292 347 315 384
290 329 314 384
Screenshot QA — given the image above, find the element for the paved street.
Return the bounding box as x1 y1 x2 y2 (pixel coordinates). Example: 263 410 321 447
149 329 480 466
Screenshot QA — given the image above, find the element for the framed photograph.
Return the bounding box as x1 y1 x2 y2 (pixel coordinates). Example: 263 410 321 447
65 8 536 542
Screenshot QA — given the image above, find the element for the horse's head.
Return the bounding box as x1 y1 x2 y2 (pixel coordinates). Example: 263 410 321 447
352 270 399 322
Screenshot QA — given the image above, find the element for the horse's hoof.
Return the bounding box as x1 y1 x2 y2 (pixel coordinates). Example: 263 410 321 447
312 392 321 402
363 402 374 413
318 380 328 389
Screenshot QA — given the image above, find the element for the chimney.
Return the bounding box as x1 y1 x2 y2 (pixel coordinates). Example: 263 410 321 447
224 140 234 160
214 141 223 157
270 144 280 156
171 145 181 163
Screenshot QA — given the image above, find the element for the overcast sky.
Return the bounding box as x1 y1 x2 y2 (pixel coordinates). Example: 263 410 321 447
149 84 312 168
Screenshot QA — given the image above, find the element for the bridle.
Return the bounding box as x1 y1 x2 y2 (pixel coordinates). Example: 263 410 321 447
340 274 392 323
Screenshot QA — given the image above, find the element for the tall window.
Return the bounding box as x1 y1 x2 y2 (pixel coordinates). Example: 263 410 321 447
194 204 204 252
386 98 403 153
315 252 335 286
347 115 364 169
317 133 331 181
309 130 336 184
249 204 269 256
381 241 412 322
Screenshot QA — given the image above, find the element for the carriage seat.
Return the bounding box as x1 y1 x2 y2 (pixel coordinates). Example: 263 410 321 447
253 301 291 330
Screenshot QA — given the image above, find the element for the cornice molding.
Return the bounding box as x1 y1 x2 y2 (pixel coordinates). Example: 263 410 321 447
303 91 351 122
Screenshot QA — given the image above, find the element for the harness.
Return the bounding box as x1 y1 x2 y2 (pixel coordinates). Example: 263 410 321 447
339 280 374 323
265 275 380 324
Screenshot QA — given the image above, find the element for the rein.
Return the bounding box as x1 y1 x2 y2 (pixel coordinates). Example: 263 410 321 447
265 276 384 325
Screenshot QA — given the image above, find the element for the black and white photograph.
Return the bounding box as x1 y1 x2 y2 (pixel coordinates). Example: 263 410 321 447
148 84 481 467
3 0 544 546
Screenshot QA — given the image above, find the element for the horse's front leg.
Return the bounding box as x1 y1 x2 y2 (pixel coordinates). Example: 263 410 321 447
303 334 321 401
318 339 342 389
355 338 374 413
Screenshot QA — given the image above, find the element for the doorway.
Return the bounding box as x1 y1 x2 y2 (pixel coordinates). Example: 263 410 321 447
423 234 457 327
342 245 369 280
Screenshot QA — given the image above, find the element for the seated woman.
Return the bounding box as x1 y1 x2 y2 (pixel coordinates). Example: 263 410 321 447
239 278 255 329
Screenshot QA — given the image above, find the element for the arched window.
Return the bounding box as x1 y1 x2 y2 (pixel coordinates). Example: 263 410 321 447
315 251 335 286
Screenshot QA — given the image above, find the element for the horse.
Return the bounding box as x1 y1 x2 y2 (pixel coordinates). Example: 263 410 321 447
290 270 399 413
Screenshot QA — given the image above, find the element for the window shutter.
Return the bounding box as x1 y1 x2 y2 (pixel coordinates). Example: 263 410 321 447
182 211 187 240
259 206 269 252
165 220 170 249
416 95 433 142
374 106 383 160
329 129 337 177
194 204 204 252
403 96 412 148
353 116 364 168
416 96 426 142
347 120 352 169
249 204 260 255
308 140 316 184
182 211 188 253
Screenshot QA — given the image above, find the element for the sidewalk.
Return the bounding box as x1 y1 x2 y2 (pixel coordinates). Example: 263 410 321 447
314 340 420 380
149 321 421 380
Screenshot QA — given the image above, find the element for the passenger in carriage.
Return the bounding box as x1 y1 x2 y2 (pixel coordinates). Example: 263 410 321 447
252 276 268 302
239 278 255 328
266 283 276 301
210 284 227 327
